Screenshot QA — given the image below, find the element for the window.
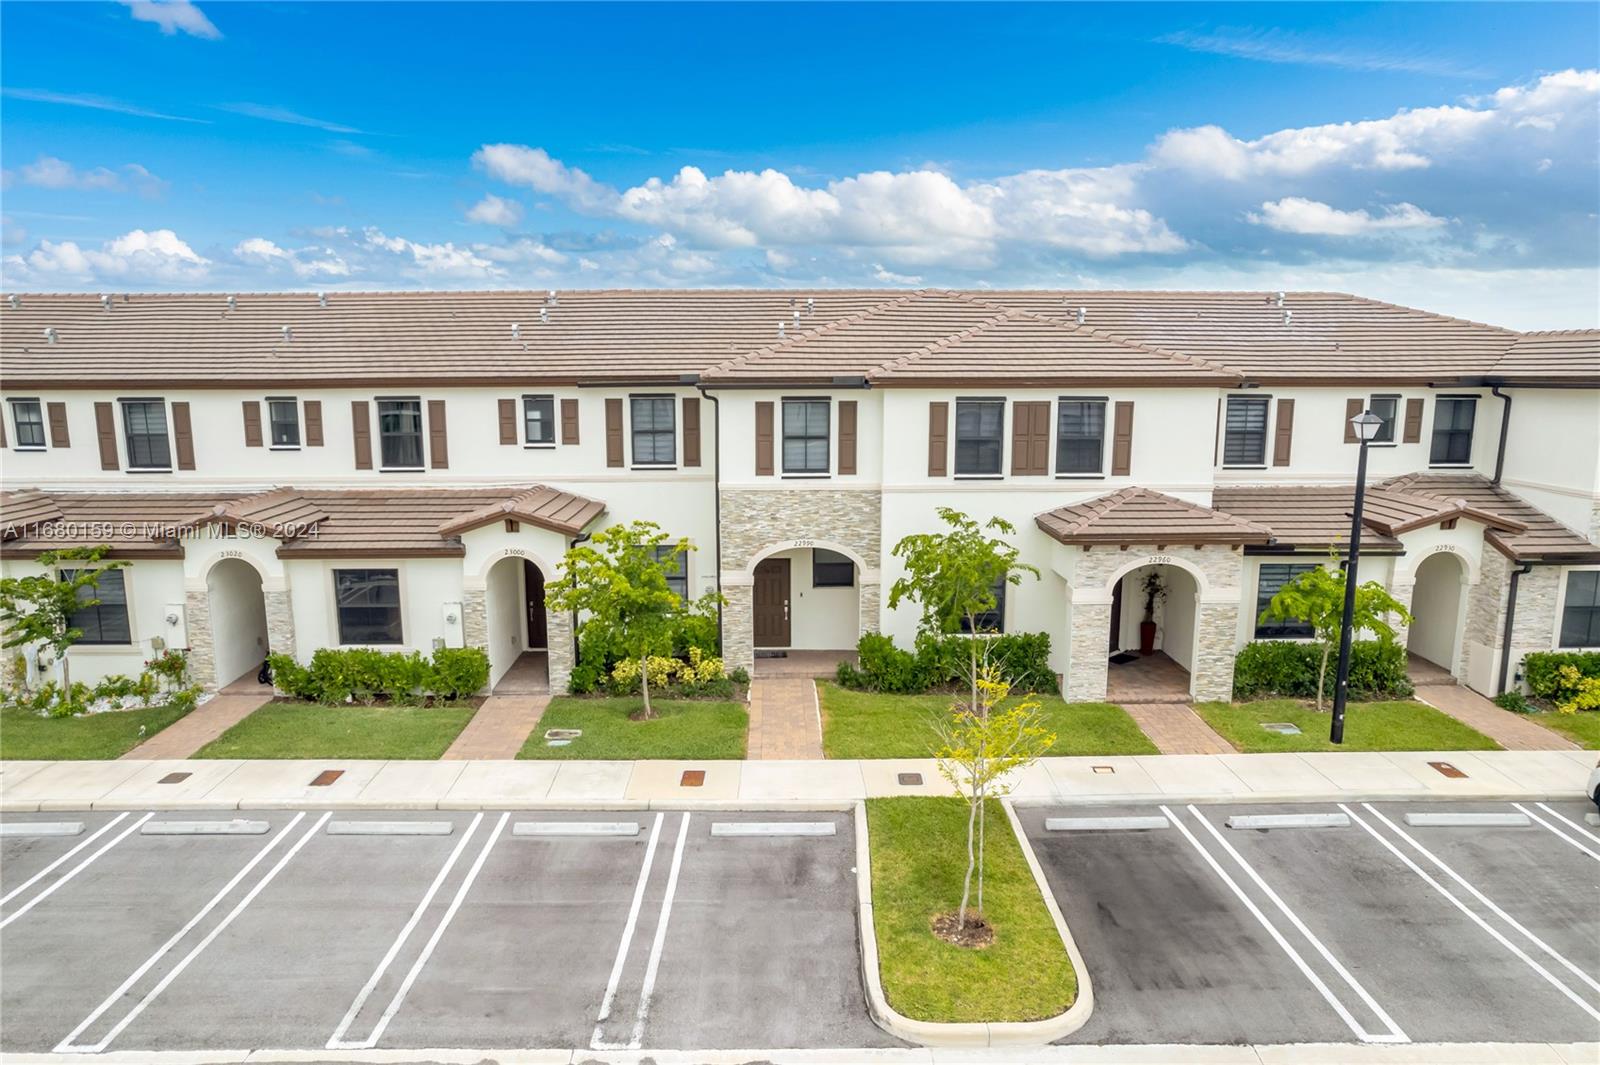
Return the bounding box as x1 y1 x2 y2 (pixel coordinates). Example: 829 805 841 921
376 398 424 469
1560 571 1600 648
1055 398 1105 475
9 399 45 450
1223 396 1269 466
1369 394 1399 444
63 569 131 645
1254 563 1319 638
630 395 676 466
522 395 555 446
813 548 855 587
267 398 300 448
1430 397 1477 465
959 577 1007 634
120 399 171 470
653 545 688 601
782 398 830 474
333 568 403 644
954 399 1004 476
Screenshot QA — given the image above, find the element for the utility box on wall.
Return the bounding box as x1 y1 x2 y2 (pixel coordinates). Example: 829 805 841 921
163 602 188 650
440 600 465 649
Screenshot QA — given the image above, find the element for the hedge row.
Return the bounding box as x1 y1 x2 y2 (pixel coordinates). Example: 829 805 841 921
267 647 489 705
835 631 1058 694
1232 638 1413 701
1522 651 1600 699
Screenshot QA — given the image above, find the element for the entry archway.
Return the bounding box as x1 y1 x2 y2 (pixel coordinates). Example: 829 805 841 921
484 554 550 692
1106 563 1199 702
1407 551 1466 676
206 557 269 689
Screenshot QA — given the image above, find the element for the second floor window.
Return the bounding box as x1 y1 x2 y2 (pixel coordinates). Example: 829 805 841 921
1430 397 1477 466
782 398 830 474
1369 394 1399 444
377 398 424 469
121 399 171 470
1255 563 1318 638
63 569 131 645
1056 398 1105 475
1223 395 1269 467
1560 571 1600 648
268 398 300 447
334 568 403 644
9 399 45 450
958 576 1007 633
523 395 555 445
631 395 676 466
955 398 1004 476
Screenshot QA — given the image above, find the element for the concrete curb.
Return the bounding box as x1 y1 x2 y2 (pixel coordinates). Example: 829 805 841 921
852 799 1093 1047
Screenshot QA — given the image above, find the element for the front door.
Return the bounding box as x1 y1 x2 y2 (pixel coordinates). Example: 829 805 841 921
1108 577 1123 653
753 557 791 648
524 559 547 649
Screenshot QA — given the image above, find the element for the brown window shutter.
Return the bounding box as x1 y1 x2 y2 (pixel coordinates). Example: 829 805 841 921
682 397 702 467
1272 398 1295 466
172 401 196 470
304 400 323 446
498 398 517 445
427 399 449 469
1011 400 1050 475
0 409 7 448
560 398 579 444
1344 398 1364 443
1111 401 1135 476
1402 398 1424 444
242 401 263 447
605 398 624 467
351 401 372 469
1213 397 1222 465
755 401 774 476
46 402 69 448
94 402 118 469
928 401 949 477
838 400 858 475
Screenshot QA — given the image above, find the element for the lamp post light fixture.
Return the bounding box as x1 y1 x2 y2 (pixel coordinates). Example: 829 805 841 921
1331 408 1386 744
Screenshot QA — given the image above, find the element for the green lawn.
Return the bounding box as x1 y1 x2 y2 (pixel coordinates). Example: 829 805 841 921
1195 698 1501 753
819 682 1157 759
1531 711 1600 749
0 702 193 761
866 797 1076 1023
192 702 475 759
518 696 747 760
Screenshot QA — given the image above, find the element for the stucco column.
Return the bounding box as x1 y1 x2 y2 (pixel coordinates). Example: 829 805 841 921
1066 601 1111 702
723 582 755 675
1191 601 1241 701
263 586 295 662
546 608 573 694
184 588 217 691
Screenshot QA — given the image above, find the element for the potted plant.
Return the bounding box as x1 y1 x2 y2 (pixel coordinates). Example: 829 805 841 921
1139 570 1166 655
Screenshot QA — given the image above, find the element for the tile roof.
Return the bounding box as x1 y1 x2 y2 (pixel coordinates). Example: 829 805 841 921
1035 487 1275 546
1381 473 1600 562
434 485 607 538
0 491 221 558
1490 329 1600 383
1211 486 1403 552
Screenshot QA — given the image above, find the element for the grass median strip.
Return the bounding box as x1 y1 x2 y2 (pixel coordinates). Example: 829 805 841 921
0 702 193 761
821 682 1157 759
866 796 1076 1024
1530 711 1600 749
1193 698 1501 753
517 696 747 760
191 702 475 759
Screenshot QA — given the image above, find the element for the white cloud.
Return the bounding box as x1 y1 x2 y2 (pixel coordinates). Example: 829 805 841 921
1247 197 1447 237
359 227 503 281
0 87 208 124
233 237 349 278
7 156 167 197
119 0 220 39
6 228 210 284
872 264 922 285
473 145 619 214
1157 28 1486 78
466 194 524 227
218 103 364 134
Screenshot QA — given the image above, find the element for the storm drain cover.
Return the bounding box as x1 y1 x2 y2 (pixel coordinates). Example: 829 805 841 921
1428 761 1468 779
680 770 706 787
158 772 192 784
1261 722 1302 735
1092 765 1116 775
310 769 344 787
897 772 923 786
545 728 582 741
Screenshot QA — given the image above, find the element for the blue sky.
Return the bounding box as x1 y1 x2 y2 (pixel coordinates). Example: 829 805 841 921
2 1 1596 327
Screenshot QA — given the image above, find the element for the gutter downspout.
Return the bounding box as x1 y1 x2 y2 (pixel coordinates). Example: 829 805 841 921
1497 560 1533 696
697 385 724 653
568 531 592 672
1491 386 1512 485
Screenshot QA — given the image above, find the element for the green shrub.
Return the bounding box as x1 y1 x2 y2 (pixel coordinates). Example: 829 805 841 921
266 652 315 699
835 631 1058 694
267 646 488 704
428 647 490 699
838 633 924 692
1522 651 1600 699
1233 638 1412 701
1493 690 1529 713
568 661 604 695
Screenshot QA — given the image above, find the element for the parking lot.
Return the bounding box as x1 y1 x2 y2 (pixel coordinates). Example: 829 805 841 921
1019 798 1600 1046
0 808 891 1054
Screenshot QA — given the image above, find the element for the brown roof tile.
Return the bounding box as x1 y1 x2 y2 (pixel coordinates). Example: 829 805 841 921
1381 473 1600 561
1036 486 1274 545
1211 486 1405 552
1490 329 1600 383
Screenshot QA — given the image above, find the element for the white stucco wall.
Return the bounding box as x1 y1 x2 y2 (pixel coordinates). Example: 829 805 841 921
1408 551 1466 670
207 556 267 687
483 555 524 687
1496 388 1600 539
761 547 860 650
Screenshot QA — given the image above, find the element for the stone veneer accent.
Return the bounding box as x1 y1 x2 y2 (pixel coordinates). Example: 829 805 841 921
183 588 216 690
722 584 756 673
1065 601 1111 702
1460 548 1562 694
264 588 295 663
1192 602 1241 701
1387 580 1416 658
546 609 574 694
461 588 488 655
1508 564 1560 688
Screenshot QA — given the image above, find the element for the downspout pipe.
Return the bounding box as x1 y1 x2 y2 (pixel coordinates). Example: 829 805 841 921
1490 385 1512 485
697 385 724 653
1497 560 1533 696
568 531 592 672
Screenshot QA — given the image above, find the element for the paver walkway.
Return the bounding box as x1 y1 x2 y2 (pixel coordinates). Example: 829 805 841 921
747 677 824 760
1418 684 1579 751
442 694 549 760
1120 702 1235 755
120 691 271 760
1107 651 1192 704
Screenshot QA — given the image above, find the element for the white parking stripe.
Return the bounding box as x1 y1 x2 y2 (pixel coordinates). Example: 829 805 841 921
1186 806 1406 1042
0 812 130 909
1357 803 1600 996
0 813 150 930
54 811 316 1053
629 812 691 1050
590 812 665 1049
1160 806 1400 1044
1513 803 1600 861
326 813 484 1049
1535 802 1600 844
1344 804 1600 1025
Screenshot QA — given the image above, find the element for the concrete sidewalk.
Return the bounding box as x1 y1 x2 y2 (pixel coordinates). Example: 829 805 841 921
1 747 1592 812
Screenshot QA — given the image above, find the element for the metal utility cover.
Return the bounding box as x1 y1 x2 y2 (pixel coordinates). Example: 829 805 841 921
680 769 706 787
1261 722 1302 735
158 771 193 784
310 769 345 786
1427 761 1468 779
897 772 923 786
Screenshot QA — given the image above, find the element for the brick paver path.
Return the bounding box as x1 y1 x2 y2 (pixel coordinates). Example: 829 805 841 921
1120 702 1236 755
442 694 550 760
747 677 824 760
120 691 270 760
1417 684 1579 751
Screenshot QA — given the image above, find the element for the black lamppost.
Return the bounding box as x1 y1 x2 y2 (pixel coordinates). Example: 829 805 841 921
1332 409 1386 744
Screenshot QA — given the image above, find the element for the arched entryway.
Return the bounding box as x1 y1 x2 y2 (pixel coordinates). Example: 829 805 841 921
207 557 269 689
1408 551 1466 678
750 544 864 676
1106 563 1199 702
484 554 550 692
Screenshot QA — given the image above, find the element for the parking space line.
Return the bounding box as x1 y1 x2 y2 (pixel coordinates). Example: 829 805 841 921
1513 803 1600 862
0 812 150 930
629 812 691 1050
1355 803 1600 997
55 811 326 1053
0 812 130 909
1160 805 1401 1044
326 813 485 1050
1343 804 1600 1025
1185 806 1407 1043
591 812 665 1048
1534 802 1600 844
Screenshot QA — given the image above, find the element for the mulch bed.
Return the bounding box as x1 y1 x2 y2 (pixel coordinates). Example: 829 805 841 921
930 910 995 949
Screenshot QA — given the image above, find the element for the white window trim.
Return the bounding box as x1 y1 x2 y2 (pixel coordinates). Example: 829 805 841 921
54 564 138 650
1221 393 1273 470
780 396 832 478
521 393 558 450
119 397 174 473
266 396 302 451
329 564 408 647
952 396 1007 479
374 396 426 473
1054 395 1108 479
9 397 47 452
628 393 678 471
1428 394 1479 470
1366 393 1401 449
1552 565 1600 651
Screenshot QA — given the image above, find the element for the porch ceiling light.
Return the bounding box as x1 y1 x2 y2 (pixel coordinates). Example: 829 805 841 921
1350 410 1384 442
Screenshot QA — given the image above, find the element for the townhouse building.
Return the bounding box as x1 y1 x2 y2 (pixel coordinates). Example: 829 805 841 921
1 289 1596 706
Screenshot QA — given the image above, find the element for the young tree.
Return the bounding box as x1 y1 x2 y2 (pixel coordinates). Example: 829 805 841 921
547 521 692 720
1258 561 1412 711
0 546 128 710
888 508 1039 715
933 662 1056 931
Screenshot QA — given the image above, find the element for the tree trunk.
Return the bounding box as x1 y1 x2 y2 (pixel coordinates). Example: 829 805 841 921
639 660 655 720
958 793 978 930
1316 642 1332 712
976 777 987 918
968 618 980 718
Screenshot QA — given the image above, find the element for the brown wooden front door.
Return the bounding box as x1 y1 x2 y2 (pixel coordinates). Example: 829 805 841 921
524 559 547 649
753 557 791 648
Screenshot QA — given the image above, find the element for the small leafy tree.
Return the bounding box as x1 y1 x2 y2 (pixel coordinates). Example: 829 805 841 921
0 546 128 710
1258 561 1412 711
933 663 1056 932
547 521 697 720
889 508 1039 714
